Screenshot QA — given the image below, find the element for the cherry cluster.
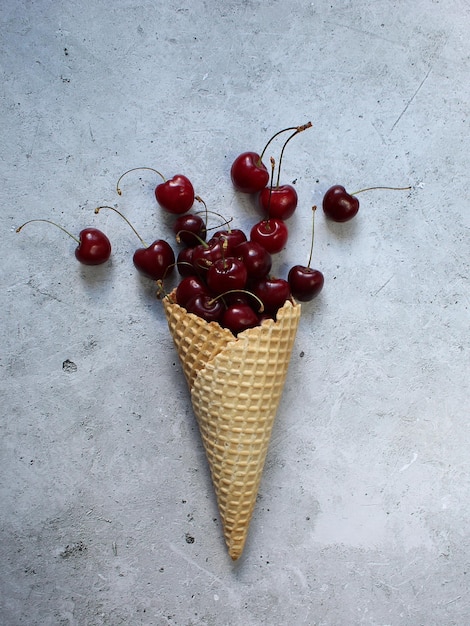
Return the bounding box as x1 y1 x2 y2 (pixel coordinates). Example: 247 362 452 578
16 122 411 336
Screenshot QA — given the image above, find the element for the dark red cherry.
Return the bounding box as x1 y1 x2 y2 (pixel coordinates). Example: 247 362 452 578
173 213 206 247
212 228 247 253
253 276 291 314
185 293 224 323
222 303 260 335
322 185 359 222
155 174 195 215
176 247 197 277
206 257 248 295
288 265 324 301
258 184 298 220
133 239 175 280
230 152 269 194
175 276 209 308
250 218 288 254
235 240 272 279
16 219 112 266
191 238 224 275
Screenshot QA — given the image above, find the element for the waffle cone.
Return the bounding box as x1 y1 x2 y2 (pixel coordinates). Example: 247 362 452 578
163 291 301 560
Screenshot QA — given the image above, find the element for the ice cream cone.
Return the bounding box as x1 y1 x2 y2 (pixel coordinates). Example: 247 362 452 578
163 291 301 560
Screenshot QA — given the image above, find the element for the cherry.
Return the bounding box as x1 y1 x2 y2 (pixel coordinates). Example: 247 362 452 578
257 123 312 219
234 240 272 279
206 256 248 295
16 219 111 266
176 247 197 277
259 184 298 220
288 206 324 301
173 213 207 247
253 276 291 314
191 237 225 275
222 303 260 335
185 293 224 323
156 174 194 215
175 276 209 308
230 122 312 194
116 167 195 215
250 217 288 254
133 240 175 281
323 185 412 223
230 152 269 194
94 206 175 280
322 185 359 223
212 228 247 253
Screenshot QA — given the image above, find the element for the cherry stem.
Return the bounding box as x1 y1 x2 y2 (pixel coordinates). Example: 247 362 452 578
195 195 208 227
209 289 265 313
116 167 166 196
259 126 299 163
307 206 317 269
94 205 147 247
15 219 80 244
275 121 312 188
265 156 276 219
351 185 412 196
194 208 233 232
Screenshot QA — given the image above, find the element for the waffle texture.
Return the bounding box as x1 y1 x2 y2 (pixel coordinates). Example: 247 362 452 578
163 291 301 560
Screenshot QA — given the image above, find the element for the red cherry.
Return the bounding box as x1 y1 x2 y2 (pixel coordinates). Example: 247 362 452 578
288 266 324 301
173 213 206 247
191 238 224 275
75 228 112 265
16 219 112 266
175 276 209 308
155 174 195 215
206 257 248 295
176 247 197 277
234 240 272 279
322 185 359 222
222 303 260 335
250 218 288 254
230 152 269 194
212 228 248 253
133 239 175 280
185 293 224 323
253 276 291 313
258 184 298 220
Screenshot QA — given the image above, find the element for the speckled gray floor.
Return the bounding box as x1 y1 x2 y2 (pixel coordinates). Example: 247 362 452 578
1 1 469 625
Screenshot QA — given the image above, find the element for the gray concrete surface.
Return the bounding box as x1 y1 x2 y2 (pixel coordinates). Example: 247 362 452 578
1 1 469 624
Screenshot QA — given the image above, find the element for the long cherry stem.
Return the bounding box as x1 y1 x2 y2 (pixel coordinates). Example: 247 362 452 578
307 206 317 269
259 121 312 163
94 205 147 247
351 185 412 196
275 121 312 188
265 156 276 219
16 219 80 244
116 167 166 196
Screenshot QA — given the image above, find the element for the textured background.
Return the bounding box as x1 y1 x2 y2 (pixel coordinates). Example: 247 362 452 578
1 1 469 624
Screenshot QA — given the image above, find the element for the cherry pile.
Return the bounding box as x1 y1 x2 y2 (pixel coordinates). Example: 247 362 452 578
16 122 411 336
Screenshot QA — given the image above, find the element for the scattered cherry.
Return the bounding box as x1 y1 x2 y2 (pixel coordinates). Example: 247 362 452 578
231 122 311 194
323 184 412 223
16 219 111 266
288 206 324 301
94 206 175 280
116 167 195 215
